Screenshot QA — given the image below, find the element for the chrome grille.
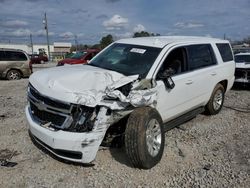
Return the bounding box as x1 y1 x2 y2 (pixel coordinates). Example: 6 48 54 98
27 84 73 129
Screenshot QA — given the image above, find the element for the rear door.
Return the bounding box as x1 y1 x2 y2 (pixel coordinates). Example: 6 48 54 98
184 44 219 105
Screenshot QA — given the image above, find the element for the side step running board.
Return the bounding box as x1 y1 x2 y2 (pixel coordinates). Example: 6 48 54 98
163 107 204 132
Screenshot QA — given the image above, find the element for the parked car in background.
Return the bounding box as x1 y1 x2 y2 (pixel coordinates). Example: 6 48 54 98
234 53 250 85
29 54 48 64
26 36 235 169
0 48 32 80
57 49 100 66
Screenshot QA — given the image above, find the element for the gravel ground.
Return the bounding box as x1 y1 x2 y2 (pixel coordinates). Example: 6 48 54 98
0 76 249 187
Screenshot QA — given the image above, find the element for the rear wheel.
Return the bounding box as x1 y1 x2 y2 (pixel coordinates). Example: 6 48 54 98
205 84 225 115
6 70 21 80
125 107 165 169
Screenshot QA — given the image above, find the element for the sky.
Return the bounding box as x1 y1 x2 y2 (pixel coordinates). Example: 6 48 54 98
0 0 250 45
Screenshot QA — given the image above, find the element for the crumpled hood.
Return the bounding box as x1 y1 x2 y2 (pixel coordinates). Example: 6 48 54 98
29 64 139 107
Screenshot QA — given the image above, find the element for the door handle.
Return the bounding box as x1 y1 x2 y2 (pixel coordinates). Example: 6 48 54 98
185 80 193 85
211 72 217 76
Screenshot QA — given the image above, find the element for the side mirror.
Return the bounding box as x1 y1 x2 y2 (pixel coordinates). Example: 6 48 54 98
163 76 175 89
157 69 175 89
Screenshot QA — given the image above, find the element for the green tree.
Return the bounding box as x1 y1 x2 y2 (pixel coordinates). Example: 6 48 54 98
133 31 160 38
100 34 114 49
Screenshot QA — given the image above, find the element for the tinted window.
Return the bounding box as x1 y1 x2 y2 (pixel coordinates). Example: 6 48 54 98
0 51 5 61
5 51 27 61
216 43 233 62
187 44 216 71
235 55 250 63
157 47 187 77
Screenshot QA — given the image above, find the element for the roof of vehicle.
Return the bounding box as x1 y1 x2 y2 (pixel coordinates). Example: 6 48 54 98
0 48 27 53
234 52 250 56
116 36 228 48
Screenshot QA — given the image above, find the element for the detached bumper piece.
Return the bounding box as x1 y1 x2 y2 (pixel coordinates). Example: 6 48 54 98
235 68 250 84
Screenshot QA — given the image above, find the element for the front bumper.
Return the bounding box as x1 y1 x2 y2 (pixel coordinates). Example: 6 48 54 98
25 106 109 163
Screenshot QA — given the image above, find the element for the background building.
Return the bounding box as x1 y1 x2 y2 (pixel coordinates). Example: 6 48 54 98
0 42 72 61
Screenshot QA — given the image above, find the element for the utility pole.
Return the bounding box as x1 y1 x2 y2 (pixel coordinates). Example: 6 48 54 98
74 35 78 51
30 33 33 55
43 12 50 60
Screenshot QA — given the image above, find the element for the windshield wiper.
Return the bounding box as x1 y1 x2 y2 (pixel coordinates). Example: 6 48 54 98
87 63 100 68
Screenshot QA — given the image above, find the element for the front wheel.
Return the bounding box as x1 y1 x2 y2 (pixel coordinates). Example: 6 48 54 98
205 83 225 115
125 107 165 169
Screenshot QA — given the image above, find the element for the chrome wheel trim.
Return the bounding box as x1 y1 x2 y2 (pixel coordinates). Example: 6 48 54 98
9 71 19 80
146 119 162 157
213 89 223 111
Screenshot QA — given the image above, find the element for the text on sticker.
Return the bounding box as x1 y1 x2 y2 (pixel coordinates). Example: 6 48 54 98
130 48 146 54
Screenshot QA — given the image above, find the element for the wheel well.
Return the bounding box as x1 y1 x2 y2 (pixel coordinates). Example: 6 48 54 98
6 69 23 78
218 80 228 91
102 115 129 147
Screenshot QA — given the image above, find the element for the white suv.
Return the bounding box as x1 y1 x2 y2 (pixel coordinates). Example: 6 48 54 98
25 36 235 169
234 52 250 85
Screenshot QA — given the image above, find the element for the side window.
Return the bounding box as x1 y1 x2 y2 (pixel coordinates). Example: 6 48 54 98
5 51 27 61
187 44 216 71
157 47 187 77
216 43 233 62
0 51 5 61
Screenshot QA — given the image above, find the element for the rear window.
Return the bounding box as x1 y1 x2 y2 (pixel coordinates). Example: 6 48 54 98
216 43 233 62
5 51 27 61
235 55 250 63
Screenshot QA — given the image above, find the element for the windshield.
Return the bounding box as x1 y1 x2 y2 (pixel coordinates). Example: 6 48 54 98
235 55 250 63
89 43 161 77
71 51 87 59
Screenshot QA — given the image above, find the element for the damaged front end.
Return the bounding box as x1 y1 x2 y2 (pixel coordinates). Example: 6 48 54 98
26 76 157 163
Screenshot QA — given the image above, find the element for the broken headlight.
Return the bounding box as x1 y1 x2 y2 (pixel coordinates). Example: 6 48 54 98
67 105 98 132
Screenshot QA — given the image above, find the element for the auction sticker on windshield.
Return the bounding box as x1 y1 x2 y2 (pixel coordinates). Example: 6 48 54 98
130 48 146 54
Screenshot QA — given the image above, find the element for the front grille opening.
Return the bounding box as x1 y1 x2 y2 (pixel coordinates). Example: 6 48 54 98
30 102 66 127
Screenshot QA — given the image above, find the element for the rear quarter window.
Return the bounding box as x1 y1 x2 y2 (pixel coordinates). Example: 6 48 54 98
216 43 233 62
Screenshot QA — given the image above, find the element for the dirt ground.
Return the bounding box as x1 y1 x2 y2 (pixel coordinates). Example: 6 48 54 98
0 74 249 187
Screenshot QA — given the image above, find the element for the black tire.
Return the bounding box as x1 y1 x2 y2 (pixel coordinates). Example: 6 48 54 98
124 107 165 169
6 70 21 80
205 83 225 115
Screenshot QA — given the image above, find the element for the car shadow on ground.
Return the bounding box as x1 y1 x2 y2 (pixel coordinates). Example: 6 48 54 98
108 147 134 168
